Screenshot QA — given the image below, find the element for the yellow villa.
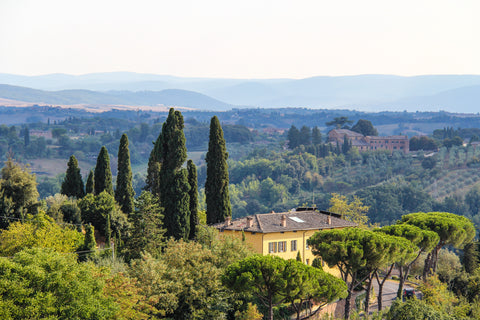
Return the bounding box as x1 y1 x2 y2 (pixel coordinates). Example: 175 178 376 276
212 208 357 275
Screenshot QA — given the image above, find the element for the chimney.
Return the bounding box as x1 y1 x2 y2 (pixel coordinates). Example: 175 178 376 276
281 215 287 227
246 216 253 228
225 216 231 227
327 215 331 225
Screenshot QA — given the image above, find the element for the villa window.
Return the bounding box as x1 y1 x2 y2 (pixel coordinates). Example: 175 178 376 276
291 240 297 251
268 242 277 253
278 241 287 252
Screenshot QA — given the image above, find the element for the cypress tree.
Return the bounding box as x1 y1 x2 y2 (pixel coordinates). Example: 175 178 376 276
61 155 85 198
145 132 162 196
79 224 97 262
312 126 322 145
115 134 135 215
94 146 113 196
85 170 94 194
205 116 231 224
159 108 190 240
187 160 198 240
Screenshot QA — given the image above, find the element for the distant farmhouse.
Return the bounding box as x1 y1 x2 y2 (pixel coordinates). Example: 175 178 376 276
212 208 356 275
328 129 409 153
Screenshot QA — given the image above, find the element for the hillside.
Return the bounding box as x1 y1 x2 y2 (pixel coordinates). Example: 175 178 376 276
0 84 231 110
2 72 480 112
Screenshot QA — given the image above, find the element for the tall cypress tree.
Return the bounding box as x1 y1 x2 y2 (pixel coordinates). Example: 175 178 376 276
187 160 198 240
85 170 94 194
94 146 113 196
145 132 162 196
115 134 135 215
205 116 231 224
158 108 190 240
61 155 85 198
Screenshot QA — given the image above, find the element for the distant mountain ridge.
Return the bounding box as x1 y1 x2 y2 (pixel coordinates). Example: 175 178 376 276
0 84 231 110
0 72 479 112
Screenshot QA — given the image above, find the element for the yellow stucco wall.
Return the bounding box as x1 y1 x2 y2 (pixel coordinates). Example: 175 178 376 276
219 229 339 277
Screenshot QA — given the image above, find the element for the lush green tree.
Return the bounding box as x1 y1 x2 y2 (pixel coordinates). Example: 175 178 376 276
351 119 378 136
401 212 475 279
387 299 451 320
94 146 114 195
283 259 347 320
0 212 83 256
410 136 438 151
312 126 322 145
145 132 162 196
328 193 369 227
123 191 165 262
205 115 231 224
376 224 439 299
187 160 199 240
287 125 301 149
326 116 353 129
86 169 94 194
131 240 231 319
0 158 40 229
462 241 479 274
115 133 135 215
299 125 311 146
79 223 97 261
159 108 191 240
0 248 118 319
222 255 290 320
61 155 85 198
308 228 404 319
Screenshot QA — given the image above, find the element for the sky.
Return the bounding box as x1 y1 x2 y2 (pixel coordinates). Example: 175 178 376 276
0 0 479 79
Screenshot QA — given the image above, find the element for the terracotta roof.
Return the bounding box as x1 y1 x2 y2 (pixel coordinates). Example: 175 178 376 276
212 210 357 233
329 129 364 137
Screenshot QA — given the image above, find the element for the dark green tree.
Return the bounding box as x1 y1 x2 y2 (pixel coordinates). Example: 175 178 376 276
326 116 353 129
462 241 479 274
145 131 162 196
94 146 113 196
0 158 40 229
312 126 322 145
187 160 199 240
287 125 301 149
299 125 311 146
123 191 165 262
79 224 97 262
401 212 476 279
115 134 135 215
85 170 94 194
159 108 191 240
205 116 231 224
351 119 378 136
61 155 85 198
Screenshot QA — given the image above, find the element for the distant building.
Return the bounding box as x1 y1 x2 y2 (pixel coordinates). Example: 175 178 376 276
328 129 409 153
30 130 52 139
212 208 356 274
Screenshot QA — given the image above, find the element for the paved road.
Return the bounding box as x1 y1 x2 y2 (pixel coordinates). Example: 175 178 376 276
370 280 417 311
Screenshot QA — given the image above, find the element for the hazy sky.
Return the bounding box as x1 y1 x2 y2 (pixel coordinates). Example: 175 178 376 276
1 0 478 78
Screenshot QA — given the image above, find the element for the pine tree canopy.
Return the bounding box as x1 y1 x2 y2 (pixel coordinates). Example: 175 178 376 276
94 146 113 196
61 155 85 199
115 134 135 215
205 115 231 224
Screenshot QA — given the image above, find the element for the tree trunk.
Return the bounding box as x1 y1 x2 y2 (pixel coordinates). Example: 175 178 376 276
344 273 357 320
397 265 405 299
364 274 373 314
376 264 394 311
